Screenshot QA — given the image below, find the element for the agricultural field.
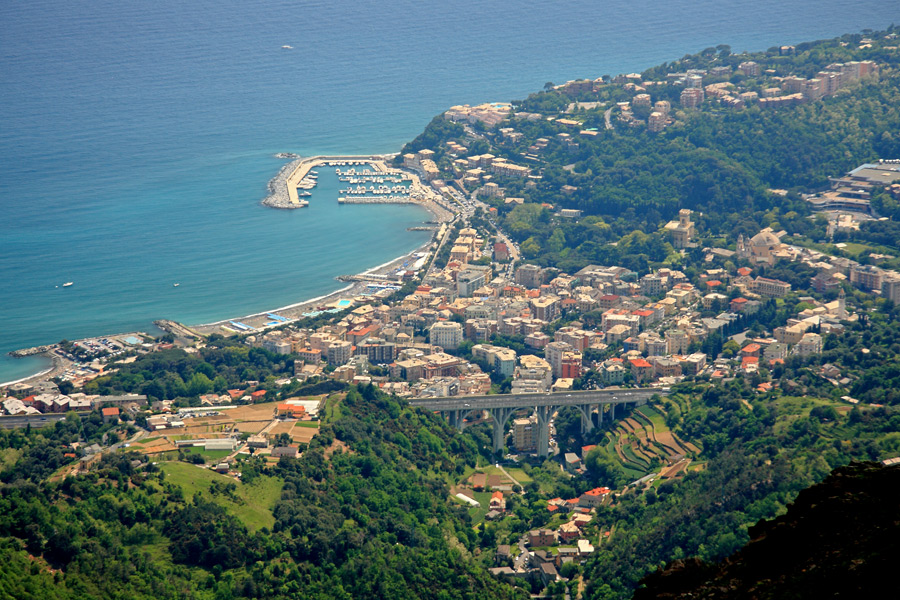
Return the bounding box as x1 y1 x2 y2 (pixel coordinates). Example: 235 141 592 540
597 404 699 481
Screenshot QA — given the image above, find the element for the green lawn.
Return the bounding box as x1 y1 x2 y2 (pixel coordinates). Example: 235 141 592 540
480 465 507 477
775 395 841 416
160 462 283 531
506 468 533 484
467 491 494 523
323 394 344 423
293 420 320 428
180 447 233 461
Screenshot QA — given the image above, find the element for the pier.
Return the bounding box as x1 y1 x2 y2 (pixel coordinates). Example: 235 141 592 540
9 345 54 358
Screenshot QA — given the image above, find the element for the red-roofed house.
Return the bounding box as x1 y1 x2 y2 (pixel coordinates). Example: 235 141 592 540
547 497 568 513
227 389 244 400
629 358 654 384
741 356 759 371
250 390 267 401
730 297 749 312
277 403 306 418
581 444 597 458
578 487 610 509
101 407 119 424
737 267 752 277
632 309 657 328
348 325 379 345
490 491 506 511
740 343 762 358
705 280 723 289
599 295 621 310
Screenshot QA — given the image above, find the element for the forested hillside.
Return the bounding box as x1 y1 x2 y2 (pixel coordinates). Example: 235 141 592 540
401 27 900 270
0 387 524 600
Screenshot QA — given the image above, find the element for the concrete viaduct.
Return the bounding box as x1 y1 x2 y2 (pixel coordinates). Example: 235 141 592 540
409 388 668 457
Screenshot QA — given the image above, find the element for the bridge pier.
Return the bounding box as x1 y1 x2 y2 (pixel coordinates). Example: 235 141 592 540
535 405 556 457
488 407 515 454
444 409 465 431
574 403 595 435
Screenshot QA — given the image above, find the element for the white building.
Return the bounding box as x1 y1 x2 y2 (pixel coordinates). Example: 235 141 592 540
430 321 464 350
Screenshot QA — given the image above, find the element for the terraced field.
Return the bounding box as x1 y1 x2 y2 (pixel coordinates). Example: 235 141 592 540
600 404 701 479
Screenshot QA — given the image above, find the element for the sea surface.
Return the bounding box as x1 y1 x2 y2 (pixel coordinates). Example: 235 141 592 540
0 0 894 383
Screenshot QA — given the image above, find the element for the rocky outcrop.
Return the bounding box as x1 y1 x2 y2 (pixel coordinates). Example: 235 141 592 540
634 461 900 599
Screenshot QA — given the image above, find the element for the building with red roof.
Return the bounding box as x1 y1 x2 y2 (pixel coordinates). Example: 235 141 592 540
101 407 119 424
741 356 759 371
730 297 749 312
578 487 611 508
740 343 762 358
629 358 654 383
277 403 306 418
599 294 621 310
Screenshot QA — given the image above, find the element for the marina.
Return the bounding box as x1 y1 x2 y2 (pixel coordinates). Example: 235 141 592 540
264 154 434 210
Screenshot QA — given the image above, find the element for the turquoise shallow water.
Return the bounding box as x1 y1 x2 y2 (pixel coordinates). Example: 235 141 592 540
0 0 895 382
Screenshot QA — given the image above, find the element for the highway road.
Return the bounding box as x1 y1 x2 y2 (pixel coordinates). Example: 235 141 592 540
410 388 666 411
0 413 69 429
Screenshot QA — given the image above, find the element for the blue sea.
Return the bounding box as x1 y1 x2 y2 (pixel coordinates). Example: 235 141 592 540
0 0 894 383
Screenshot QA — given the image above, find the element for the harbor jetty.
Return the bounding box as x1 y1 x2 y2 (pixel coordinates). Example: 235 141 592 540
9 345 54 358
262 154 390 209
262 153 444 210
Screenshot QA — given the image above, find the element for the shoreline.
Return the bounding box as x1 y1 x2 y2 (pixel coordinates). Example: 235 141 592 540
4 156 458 385
188 225 445 337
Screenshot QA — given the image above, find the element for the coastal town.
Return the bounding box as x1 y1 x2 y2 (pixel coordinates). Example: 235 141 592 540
3 28 900 599
5 139 900 592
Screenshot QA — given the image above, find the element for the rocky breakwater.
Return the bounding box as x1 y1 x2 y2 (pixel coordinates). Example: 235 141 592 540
262 157 303 209
10 344 54 358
